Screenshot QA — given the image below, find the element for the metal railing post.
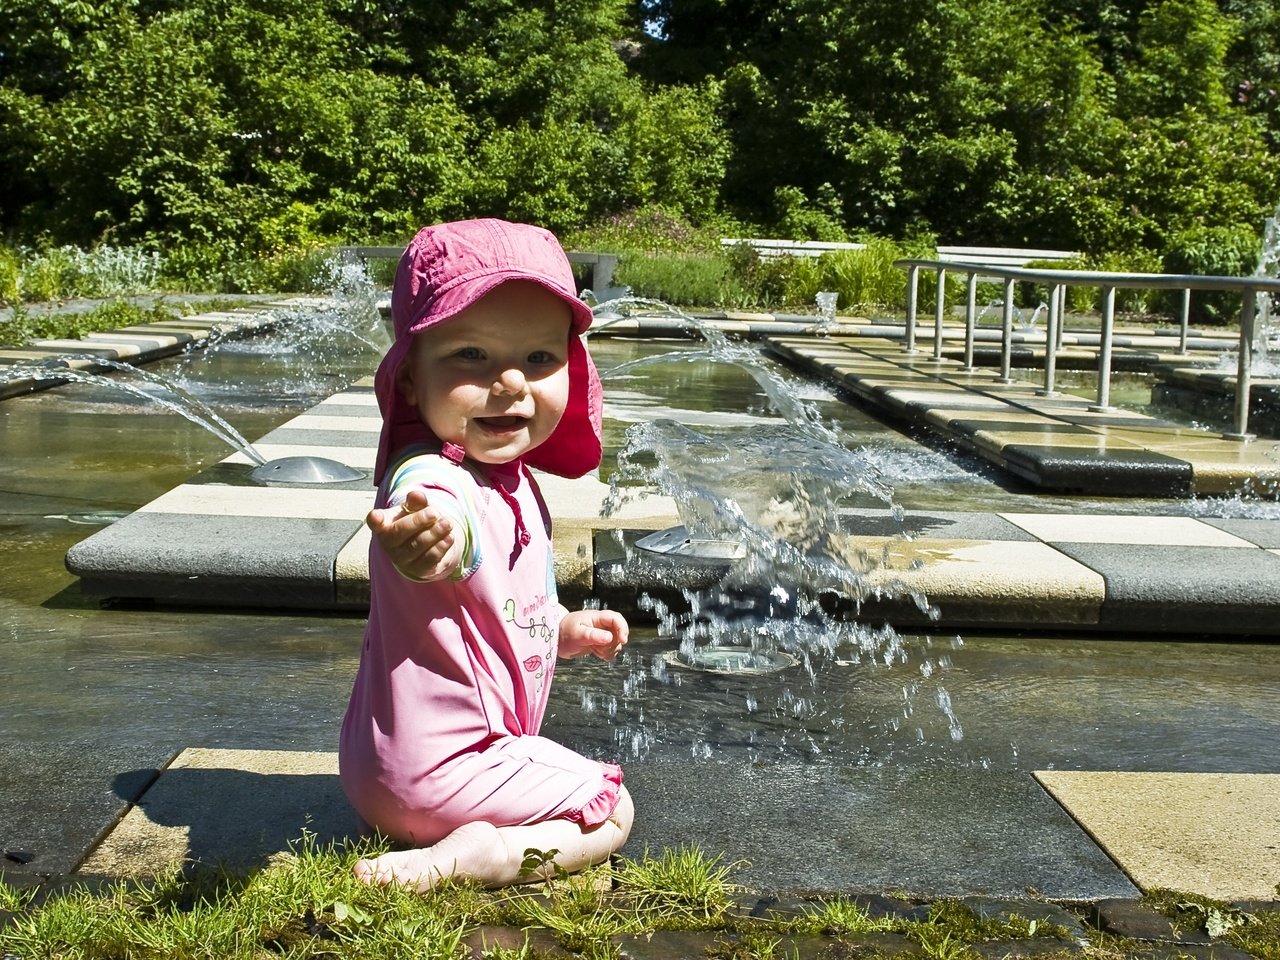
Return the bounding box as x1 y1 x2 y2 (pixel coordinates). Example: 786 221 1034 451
964 272 978 370
1225 290 1256 440
998 278 1015 382
1056 284 1067 351
1038 282 1062 396
1178 288 1191 354
1089 285 1116 412
933 267 947 360
905 265 920 353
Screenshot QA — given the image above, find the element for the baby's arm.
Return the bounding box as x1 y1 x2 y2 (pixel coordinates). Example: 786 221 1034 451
558 608 628 661
366 487 464 582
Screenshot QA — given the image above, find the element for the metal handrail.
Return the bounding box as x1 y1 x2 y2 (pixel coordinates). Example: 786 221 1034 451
894 258 1280 439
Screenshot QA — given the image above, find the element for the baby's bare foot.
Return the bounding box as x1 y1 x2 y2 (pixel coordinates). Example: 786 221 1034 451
353 821 506 892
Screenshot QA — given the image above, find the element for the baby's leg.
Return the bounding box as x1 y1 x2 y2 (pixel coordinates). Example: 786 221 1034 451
354 786 634 892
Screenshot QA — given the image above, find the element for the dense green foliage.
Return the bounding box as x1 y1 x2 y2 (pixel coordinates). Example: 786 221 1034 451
2 0 1279 290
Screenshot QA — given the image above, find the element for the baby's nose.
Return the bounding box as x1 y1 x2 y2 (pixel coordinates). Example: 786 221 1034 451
492 367 527 394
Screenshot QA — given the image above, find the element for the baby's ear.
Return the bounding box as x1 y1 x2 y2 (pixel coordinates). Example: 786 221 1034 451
395 357 417 404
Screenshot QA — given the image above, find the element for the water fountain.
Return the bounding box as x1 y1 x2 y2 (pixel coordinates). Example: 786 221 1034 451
1250 202 1280 373
585 297 972 753
0 259 387 484
814 290 839 334
1152 202 1280 435
973 299 1045 333
7 356 270 466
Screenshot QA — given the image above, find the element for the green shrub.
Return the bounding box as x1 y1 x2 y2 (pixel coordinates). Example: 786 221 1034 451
158 242 331 294
255 247 341 293
1160 224 1260 324
614 250 750 308
159 243 252 293
20 247 76 301
816 238 905 312
1015 251 1165 316
0 298 174 347
781 256 825 307
1090 248 1164 314
0 247 18 305
14 245 163 301
563 205 729 255
771 184 847 242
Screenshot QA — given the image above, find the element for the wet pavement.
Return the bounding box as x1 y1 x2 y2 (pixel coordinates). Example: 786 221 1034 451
1 302 1278 912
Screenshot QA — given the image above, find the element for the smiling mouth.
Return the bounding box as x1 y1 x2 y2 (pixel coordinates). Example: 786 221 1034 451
477 416 528 433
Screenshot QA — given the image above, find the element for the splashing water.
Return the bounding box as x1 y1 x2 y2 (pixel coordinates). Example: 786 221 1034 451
815 290 839 334
4 355 268 465
169 256 390 397
591 297 962 755
1 258 391 469
1252 202 1280 371
974 299 1044 333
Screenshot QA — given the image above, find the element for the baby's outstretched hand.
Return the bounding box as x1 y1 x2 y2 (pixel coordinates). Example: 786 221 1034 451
559 609 629 661
366 487 460 582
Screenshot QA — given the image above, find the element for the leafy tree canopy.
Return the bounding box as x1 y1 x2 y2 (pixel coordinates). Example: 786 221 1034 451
1 0 1277 267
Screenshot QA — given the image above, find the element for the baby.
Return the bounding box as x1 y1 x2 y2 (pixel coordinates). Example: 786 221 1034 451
339 218 633 891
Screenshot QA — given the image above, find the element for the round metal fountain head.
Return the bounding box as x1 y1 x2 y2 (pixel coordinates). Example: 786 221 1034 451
250 456 365 485
663 646 799 675
632 525 746 560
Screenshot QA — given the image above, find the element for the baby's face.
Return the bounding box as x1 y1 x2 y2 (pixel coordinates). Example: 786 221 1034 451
397 280 572 466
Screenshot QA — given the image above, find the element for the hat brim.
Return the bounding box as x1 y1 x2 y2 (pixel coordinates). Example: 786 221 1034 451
404 268 594 340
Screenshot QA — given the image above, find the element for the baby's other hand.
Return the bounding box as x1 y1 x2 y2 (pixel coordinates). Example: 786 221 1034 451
366 488 460 582
559 609 629 661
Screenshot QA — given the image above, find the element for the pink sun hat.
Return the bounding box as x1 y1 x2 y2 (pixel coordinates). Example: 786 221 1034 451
373 218 603 484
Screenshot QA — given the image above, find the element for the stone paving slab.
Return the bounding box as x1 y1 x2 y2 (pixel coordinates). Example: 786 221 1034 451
78 748 357 880
628 761 1138 898
766 336 1280 497
67 512 369 607
59 375 1280 632
1047 543 1280 633
852 536 1107 627
1035 771 1280 900
76 748 1138 900
0 741 176 878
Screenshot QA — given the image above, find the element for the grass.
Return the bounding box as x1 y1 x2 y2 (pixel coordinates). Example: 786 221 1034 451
1144 888 1280 960
6 834 1274 960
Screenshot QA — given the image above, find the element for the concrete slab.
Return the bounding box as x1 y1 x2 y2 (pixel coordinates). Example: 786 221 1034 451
841 508 1038 542
78 334 180 357
1047 543 1280 634
76 749 1138 900
65 512 363 607
1001 446 1194 497
626 762 1139 898
135 484 373 519
850 536 1105 627
765 336 1280 497
1035 771 1280 900
0 742 174 877
1199 518 1280 548
78 748 357 879
266 415 382 434
1001 514 1258 548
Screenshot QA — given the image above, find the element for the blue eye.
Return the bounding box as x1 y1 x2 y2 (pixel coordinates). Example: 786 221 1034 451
456 347 483 360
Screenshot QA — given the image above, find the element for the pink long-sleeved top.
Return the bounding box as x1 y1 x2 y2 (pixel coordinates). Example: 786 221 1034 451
339 448 621 846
